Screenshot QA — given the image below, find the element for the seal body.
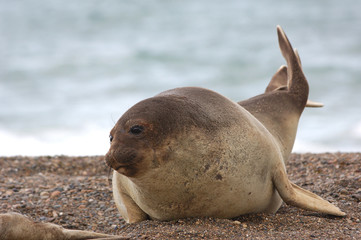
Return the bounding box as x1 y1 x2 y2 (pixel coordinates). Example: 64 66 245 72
111 88 283 221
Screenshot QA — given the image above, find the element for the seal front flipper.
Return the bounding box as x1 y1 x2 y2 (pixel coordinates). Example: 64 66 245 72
272 164 346 217
112 171 149 223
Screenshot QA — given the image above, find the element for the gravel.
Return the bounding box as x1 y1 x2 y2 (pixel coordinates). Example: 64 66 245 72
0 153 360 239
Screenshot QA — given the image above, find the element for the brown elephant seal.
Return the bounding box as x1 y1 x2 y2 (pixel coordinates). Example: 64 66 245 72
105 26 345 223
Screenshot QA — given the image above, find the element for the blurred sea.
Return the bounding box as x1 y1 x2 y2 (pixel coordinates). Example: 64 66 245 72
0 0 360 156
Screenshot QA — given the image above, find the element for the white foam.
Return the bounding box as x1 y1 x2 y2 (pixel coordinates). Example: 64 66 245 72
351 120 361 139
293 139 331 153
0 126 109 156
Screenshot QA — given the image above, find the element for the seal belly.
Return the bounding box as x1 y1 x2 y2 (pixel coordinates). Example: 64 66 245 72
116 158 277 220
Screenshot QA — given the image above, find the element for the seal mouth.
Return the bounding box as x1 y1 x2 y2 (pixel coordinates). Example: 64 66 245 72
105 156 138 176
105 149 137 171
107 159 139 177
113 162 136 171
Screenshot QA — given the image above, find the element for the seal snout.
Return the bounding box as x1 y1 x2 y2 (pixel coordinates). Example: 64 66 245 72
106 148 136 167
105 146 140 176
104 149 116 169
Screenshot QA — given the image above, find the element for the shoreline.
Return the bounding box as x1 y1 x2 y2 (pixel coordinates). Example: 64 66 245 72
1 153 360 239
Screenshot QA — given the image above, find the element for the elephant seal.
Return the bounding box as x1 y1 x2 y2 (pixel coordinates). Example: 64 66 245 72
105 26 346 223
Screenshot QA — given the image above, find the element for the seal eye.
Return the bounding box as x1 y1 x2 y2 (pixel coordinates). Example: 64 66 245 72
129 125 144 135
109 134 113 143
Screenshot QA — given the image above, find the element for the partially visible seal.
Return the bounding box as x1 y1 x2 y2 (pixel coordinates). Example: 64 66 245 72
0 212 120 240
105 26 346 223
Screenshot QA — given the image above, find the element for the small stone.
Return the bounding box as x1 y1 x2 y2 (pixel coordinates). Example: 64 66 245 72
5 190 13 196
79 205 86 209
242 223 248 228
50 190 61 199
40 191 50 199
351 194 361 202
339 189 348 195
13 204 21 209
233 220 241 225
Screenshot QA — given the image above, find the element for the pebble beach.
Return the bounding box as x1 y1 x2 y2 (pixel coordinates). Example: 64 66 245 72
0 153 360 239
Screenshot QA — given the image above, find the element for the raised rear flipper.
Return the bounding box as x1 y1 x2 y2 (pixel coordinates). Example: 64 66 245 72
265 65 288 93
239 26 311 160
265 56 323 108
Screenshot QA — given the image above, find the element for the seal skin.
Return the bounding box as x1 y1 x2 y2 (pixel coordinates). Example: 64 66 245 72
0 212 121 240
105 26 346 223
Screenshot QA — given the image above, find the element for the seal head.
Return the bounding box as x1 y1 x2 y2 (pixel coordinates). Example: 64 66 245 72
105 90 243 178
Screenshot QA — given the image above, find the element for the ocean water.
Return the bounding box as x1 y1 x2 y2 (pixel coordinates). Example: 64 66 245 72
0 0 360 156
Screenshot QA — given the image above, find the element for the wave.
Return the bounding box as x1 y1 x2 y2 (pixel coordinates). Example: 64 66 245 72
0 126 109 156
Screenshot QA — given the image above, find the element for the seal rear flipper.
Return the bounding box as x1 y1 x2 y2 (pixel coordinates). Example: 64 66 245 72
272 166 346 217
265 65 288 93
265 65 324 108
306 100 324 108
